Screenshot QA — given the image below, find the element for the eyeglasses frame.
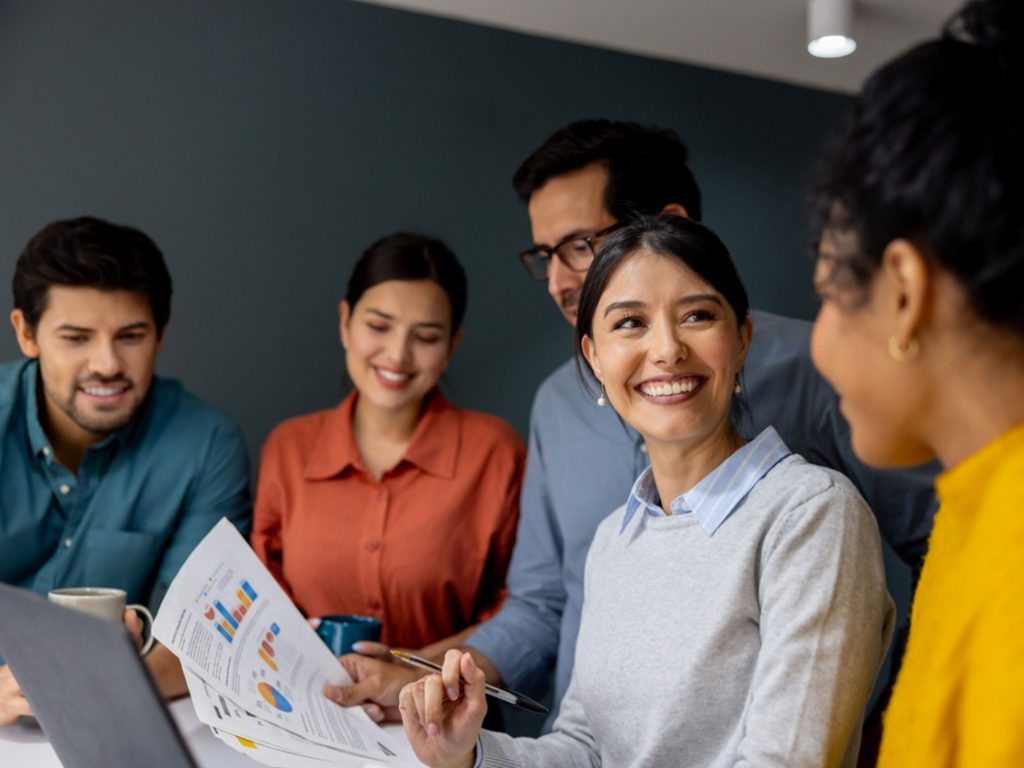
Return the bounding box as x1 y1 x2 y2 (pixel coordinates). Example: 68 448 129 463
517 222 623 281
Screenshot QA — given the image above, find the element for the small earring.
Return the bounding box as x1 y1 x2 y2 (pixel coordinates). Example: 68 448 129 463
733 377 742 396
597 385 607 407
888 336 920 362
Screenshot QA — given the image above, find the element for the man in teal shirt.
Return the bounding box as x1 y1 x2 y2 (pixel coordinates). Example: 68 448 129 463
0 216 251 722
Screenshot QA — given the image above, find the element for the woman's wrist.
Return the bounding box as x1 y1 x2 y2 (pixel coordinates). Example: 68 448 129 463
440 747 476 768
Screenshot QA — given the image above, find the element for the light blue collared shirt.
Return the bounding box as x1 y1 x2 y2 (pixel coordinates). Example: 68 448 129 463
620 426 792 536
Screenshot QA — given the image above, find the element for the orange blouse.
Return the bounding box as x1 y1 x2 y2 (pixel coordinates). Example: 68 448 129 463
251 390 525 650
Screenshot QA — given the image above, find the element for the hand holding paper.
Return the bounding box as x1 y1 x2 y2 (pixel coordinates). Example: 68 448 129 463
153 518 411 765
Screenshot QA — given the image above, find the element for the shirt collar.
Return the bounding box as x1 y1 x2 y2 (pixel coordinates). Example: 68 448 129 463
22 360 136 459
304 388 460 481
620 426 791 536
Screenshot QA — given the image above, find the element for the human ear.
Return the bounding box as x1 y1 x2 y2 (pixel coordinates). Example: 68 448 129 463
338 300 351 350
581 334 603 383
10 310 40 359
736 314 753 369
445 329 464 364
660 202 689 219
881 239 930 348
154 315 169 352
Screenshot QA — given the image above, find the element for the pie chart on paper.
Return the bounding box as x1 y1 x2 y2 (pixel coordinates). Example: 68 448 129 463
257 682 293 712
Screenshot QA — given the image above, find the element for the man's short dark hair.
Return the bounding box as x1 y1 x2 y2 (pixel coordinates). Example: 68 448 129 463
512 119 702 222
13 217 173 335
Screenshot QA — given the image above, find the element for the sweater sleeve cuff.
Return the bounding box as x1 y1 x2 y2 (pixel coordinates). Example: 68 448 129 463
478 729 523 768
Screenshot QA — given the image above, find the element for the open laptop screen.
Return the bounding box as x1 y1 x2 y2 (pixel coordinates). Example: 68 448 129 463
0 583 197 768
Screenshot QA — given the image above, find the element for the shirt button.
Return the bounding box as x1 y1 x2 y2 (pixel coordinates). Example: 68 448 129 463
63 538 73 548
640 443 649 455
365 538 381 552
376 490 386 502
42 446 51 457
367 598 381 610
59 483 72 495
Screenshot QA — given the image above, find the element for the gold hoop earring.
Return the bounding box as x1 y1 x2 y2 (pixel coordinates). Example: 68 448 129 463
597 385 607 407
888 336 920 362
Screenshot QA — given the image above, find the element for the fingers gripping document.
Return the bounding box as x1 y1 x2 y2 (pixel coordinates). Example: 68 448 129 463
153 519 416 767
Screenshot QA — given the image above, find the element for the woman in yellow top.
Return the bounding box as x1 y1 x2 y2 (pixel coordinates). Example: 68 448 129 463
808 0 1024 765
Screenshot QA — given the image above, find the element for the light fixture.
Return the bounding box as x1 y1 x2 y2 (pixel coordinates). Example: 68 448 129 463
808 0 857 58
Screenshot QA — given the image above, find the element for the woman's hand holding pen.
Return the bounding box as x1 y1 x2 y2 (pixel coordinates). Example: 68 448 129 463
399 650 485 768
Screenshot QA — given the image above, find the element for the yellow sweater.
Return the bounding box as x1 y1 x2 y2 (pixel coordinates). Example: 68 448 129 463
879 421 1024 767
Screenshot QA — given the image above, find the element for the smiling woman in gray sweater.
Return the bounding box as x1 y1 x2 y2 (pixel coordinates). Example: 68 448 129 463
398 215 895 768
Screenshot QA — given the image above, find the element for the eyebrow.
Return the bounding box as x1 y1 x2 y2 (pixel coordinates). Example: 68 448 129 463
533 228 593 250
55 322 152 333
602 293 724 318
365 308 446 330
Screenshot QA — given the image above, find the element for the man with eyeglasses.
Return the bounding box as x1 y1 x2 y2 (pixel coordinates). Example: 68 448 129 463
329 120 937 741
518 219 622 321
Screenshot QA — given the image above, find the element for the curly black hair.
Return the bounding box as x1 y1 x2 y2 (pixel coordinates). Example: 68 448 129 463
810 0 1023 334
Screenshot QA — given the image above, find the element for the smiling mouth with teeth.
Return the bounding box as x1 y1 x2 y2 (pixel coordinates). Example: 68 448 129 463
81 385 129 397
638 378 701 398
78 377 132 397
375 367 413 383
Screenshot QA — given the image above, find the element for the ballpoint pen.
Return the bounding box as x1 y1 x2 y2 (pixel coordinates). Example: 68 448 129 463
390 649 549 714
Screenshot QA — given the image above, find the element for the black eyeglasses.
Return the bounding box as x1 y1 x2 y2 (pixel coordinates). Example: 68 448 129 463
517 222 622 281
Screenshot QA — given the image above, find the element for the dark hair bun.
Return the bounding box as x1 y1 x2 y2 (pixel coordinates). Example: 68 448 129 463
946 0 1023 59
810 0 1024 337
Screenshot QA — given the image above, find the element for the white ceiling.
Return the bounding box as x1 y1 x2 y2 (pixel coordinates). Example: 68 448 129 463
358 0 961 93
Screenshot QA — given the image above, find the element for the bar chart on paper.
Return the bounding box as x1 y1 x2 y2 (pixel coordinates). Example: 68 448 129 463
257 622 282 672
203 578 259 644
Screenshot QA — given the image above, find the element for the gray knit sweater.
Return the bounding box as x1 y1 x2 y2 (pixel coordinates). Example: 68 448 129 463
479 454 895 767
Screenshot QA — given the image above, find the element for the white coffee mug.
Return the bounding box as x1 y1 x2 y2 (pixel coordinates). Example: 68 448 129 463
47 587 155 655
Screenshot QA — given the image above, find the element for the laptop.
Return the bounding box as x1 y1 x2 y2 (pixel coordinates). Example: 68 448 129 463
0 582 198 768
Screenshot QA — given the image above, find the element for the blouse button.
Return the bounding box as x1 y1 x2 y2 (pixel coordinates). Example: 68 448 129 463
367 598 381 610
376 490 386 502
365 538 381 552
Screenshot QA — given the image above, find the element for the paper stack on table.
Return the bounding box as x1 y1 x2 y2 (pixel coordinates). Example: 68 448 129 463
153 519 420 767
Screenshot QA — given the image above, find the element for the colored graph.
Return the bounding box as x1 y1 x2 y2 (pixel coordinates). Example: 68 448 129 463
257 682 293 713
204 579 258 644
258 623 281 672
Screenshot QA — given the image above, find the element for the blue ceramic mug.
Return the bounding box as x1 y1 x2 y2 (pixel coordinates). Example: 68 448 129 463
316 614 382 656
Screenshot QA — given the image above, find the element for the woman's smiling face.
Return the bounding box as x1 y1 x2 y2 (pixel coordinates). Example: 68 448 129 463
340 279 458 415
582 249 750 452
810 234 936 468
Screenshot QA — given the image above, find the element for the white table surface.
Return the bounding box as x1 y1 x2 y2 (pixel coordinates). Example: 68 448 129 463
0 697 416 767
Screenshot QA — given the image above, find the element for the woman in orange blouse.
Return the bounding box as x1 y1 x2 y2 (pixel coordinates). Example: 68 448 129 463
252 232 525 656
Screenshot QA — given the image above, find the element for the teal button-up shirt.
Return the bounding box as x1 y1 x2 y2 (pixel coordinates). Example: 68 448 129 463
0 359 252 610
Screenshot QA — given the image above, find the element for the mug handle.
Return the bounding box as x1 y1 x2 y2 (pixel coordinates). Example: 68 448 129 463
126 603 156 656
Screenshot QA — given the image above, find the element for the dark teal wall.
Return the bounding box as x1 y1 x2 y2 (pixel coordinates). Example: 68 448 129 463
0 0 851 454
